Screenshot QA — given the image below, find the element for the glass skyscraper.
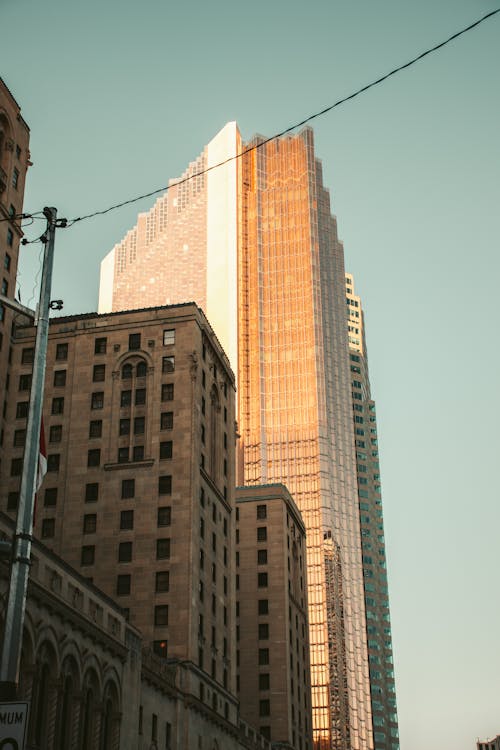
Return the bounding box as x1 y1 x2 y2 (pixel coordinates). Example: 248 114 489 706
99 124 398 750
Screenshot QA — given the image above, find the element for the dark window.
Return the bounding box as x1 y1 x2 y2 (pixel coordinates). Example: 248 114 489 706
163 329 175 346
135 388 146 405
257 504 267 519
258 649 269 665
258 623 269 640
21 348 34 365
157 507 171 527
120 510 134 530
49 425 62 443
134 416 145 435
158 476 172 495
51 397 64 415
41 519 55 539
156 539 170 559
55 343 68 361
6 231 13 248
7 492 19 511
257 527 267 542
13 429 26 447
94 337 107 354
44 488 57 507
136 361 147 377
162 356 175 373
118 447 129 463
83 514 97 534
258 600 269 615
19 374 31 391
121 479 135 499
159 441 172 460
132 445 144 462
87 449 100 467
259 700 270 717
118 542 132 562
116 574 131 596
12 168 19 189
53 370 66 387
259 673 270 690
121 363 133 380
258 549 267 565
81 545 95 566
161 383 174 401
91 391 104 409
93 364 105 382
119 418 130 436
89 420 102 438
16 401 29 418
85 483 99 502
155 571 169 593
258 572 268 587
47 454 60 472
120 390 132 407
161 412 173 430
129 333 141 350
154 605 168 626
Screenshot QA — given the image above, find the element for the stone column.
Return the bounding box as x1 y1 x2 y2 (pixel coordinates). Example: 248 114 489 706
92 702 103 750
46 676 62 749
110 711 122 750
69 691 83 750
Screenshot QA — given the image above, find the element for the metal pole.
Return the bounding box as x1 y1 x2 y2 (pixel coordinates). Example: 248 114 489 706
0 207 57 698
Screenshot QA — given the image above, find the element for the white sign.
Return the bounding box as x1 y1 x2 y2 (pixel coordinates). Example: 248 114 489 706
0 702 29 750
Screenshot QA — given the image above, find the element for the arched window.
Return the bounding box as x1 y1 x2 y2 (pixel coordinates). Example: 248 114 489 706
136 361 147 378
122 363 133 379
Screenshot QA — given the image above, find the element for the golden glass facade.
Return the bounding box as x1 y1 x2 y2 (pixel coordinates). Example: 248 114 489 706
238 129 373 750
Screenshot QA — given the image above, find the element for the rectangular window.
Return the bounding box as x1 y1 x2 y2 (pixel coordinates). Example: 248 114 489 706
257 527 267 542
257 549 267 565
119 418 130 436
259 700 270 716
85 483 99 502
56 343 68 361
118 447 129 463
160 411 173 430
132 445 144 461
120 390 131 407
158 475 172 495
7 492 19 511
116 574 131 596
129 333 141 350
6 231 13 248
135 388 146 405
154 605 168 626
157 506 171 527
94 337 107 354
18 374 32 391
156 538 171 559
51 397 64 415
256 504 267 519
163 329 175 346
120 510 134 530
47 454 60 472
162 356 175 373
87 449 100 467
259 673 270 691
159 441 172 459
258 648 269 665
13 429 26 447
53 370 67 387
258 572 268 588
258 623 269 640
16 401 29 418
41 519 55 539
44 487 57 507
161 383 174 401
81 545 95 566
12 168 19 189
91 392 104 410
118 541 133 562
21 347 34 365
93 364 105 382
83 514 97 534
49 425 62 443
155 571 169 593
258 600 269 615
134 416 145 435
89 420 102 438
121 479 135 499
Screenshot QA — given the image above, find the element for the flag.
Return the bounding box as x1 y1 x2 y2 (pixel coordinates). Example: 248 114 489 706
34 418 47 523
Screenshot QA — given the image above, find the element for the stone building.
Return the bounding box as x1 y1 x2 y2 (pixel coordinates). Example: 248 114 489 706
236 484 313 750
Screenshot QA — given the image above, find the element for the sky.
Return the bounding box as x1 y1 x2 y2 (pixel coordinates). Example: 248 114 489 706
2 0 499 747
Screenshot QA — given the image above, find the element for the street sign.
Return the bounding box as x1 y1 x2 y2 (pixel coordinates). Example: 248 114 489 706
0 702 29 750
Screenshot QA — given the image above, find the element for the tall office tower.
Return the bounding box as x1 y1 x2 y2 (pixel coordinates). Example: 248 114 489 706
98 124 399 750
3 303 240 723
345 274 399 749
0 78 30 478
236 484 313 750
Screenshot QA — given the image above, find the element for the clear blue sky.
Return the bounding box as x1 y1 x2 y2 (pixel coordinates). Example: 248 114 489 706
2 1 499 747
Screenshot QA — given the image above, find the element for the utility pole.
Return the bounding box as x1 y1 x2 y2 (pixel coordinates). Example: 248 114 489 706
0 207 58 699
